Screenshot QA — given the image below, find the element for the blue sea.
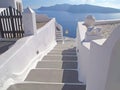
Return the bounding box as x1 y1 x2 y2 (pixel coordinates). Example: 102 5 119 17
36 10 120 38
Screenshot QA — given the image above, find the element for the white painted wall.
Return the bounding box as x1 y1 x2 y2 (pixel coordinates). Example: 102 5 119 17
22 7 36 36
86 41 110 90
105 39 120 90
86 25 120 90
104 26 120 90
0 18 56 89
77 20 120 90
76 22 89 83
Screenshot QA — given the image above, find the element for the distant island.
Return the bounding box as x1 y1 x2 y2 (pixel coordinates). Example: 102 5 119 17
37 4 120 13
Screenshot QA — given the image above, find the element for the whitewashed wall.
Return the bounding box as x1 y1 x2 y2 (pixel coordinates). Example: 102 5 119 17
87 25 120 90
104 26 120 90
76 22 89 83
77 20 120 90
0 19 56 88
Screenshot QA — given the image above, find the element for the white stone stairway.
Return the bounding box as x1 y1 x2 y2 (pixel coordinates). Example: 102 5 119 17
7 41 86 90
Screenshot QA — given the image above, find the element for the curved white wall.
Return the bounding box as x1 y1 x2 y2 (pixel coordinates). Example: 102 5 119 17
0 19 56 88
105 39 120 90
77 20 120 90
86 25 120 90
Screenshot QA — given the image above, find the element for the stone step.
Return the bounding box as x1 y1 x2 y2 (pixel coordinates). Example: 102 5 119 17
25 69 79 83
58 41 75 44
56 31 62 33
54 47 76 50
51 50 76 54
56 35 62 38
56 34 62 36
36 61 77 69
52 48 76 52
56 44 75 47
56 39 63 41
48 52 77 56
43 55 77 61
56 35 62 37
49 50 76 54
57 41 64 43
56 37 62 39
7 82 86 90
42 59 77 62
56 38 62 40
56 30 62 32
56 36 62 38
47 53 77 56
56 33 62 35
54 45 75 49
53 49 76 52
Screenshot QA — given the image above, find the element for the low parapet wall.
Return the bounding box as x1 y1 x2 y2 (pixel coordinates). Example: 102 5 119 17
0 18 56 89
76 22 89 83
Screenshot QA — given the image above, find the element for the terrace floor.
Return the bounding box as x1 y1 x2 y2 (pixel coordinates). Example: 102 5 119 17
36 22 48 29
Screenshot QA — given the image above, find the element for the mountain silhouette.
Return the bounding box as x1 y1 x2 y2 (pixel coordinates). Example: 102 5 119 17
38 4 120 13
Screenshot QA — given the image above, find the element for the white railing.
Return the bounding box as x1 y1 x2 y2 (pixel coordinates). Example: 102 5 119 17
0 18 56 89
77 19 120 90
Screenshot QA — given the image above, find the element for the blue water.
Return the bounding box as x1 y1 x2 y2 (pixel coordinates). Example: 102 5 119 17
36 10 120 38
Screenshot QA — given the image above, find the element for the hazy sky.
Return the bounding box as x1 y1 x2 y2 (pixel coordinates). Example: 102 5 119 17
23 0 120 9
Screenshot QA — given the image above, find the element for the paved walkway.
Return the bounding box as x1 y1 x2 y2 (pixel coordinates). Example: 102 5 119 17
7 40 86 90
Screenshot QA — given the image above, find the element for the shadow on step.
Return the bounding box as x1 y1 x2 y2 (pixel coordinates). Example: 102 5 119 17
62 70 83 83
61 70 86 90
61 62 77 69
60 47 77 61
61 47 76 56
62 84 86 90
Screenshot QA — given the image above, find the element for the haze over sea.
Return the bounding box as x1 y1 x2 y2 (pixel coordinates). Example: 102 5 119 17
36 10 120 38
